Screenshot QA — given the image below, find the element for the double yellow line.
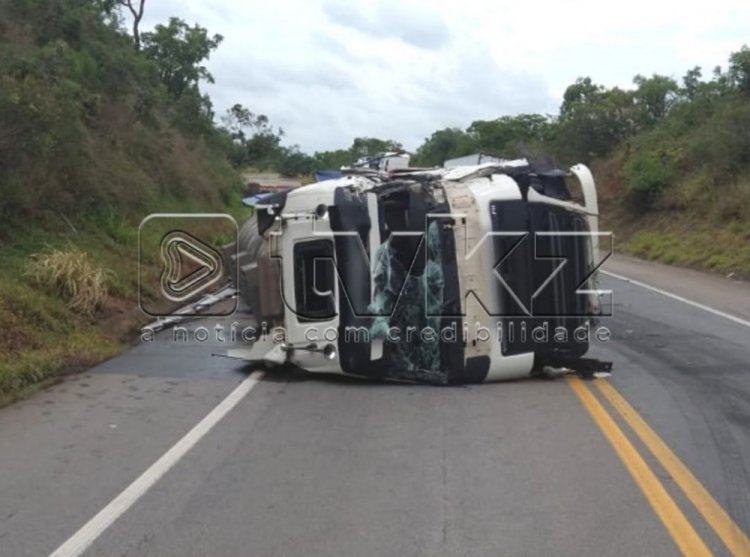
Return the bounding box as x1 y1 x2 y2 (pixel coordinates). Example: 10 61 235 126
568 377 750 557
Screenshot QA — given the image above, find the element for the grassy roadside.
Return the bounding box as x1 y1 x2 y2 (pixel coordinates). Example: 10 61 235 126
0 199 250 407
619 223 750 278
0 0 260 406
1 226 134 406
595 160 750 280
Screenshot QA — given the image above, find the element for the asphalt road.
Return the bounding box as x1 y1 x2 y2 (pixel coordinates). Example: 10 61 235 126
1 254 749 557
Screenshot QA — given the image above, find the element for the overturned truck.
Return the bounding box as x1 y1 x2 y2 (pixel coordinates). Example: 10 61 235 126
227 157 608 384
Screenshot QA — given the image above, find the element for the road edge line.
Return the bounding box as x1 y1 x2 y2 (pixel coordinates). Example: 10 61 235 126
48 370 265 557
601 270 750 328
567 377 713 557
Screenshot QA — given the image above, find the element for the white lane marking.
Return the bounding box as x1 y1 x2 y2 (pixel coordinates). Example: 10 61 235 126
602 270 750 328
49 371 265 557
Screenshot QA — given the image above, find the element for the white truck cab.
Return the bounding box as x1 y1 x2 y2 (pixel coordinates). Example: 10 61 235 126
227 157 608 384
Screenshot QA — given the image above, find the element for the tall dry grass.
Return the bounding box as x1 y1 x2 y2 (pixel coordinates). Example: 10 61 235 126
25 247 112 315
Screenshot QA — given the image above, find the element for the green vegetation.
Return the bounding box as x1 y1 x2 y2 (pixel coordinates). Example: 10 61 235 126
0 224 130 406
0 0 248 403
619 223 750 277
406 49 750 278
221 114 406 176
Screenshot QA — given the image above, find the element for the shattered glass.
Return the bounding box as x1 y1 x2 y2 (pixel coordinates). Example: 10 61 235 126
368 221 448 384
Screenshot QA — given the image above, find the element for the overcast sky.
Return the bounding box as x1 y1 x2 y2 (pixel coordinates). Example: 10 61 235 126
140 0 749 153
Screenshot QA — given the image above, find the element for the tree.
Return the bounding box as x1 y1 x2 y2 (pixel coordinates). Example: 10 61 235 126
275 146 315 176
349 137 403 159
682 66 703 100
221 103 256 143
172 88 217 138
675 64 731 122
633 74 679 125
468 114 554 156
115 0 145 51
141 18 223 99
313 149 352 171
245 126 284 168
413 128 476 166
728 45 750 96
560 77 604 117
556 78 637 162
220 104 285 168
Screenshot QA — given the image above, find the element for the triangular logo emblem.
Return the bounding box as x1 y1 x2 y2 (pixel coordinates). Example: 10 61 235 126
159 230 224 302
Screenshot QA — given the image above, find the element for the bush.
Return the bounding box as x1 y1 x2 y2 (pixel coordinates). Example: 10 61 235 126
689 99 750 182
624 150 675 200
25 247 112 314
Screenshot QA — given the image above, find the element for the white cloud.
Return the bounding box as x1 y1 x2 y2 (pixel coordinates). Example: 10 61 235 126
139 0 750 152
323 0 451 49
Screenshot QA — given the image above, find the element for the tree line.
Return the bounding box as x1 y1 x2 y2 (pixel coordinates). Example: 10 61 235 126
2 0 749 219
0 0 241 221
229 44 750 208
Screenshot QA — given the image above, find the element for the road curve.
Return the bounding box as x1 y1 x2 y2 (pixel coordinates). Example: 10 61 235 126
0 254 748 557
